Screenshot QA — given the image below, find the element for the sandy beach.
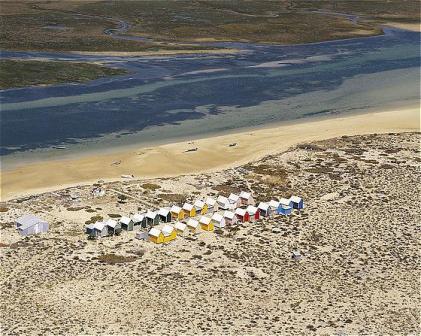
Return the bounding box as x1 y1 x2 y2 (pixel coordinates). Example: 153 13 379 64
1 106 419 201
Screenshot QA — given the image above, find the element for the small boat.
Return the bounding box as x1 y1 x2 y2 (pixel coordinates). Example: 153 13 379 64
184 147 198 153
229 143 237 147
53 145 67 150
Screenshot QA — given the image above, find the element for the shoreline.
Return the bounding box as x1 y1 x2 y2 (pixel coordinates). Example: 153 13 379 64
1 105 419 201
70 48 240 57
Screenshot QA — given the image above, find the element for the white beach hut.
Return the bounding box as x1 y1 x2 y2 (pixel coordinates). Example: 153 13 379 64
239 191 255 206
211 213 225 228
15 214 49 237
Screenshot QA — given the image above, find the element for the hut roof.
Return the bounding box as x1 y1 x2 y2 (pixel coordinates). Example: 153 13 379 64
16 214 46 230
199 216 211 225
246 205 258 214
174 222 187 231
223 211 235 220
132 213 145 223
258 202 269 211
211 213 224 222
228 193 240 202
290 195 302 203
239 191 252 200
146 211 158 219
93 221 106 230
162 225 174 236
105 219 118 228
279 198 291 206
194 200 205 209
187 218 199 228
158 208 170 217
217 195 228 204
269 200 280 208
170 205 182 213
235 208 248 216
119 216 132 225
149 227 162 237
183 203 194 211
86 223 95 230
205 197 216 206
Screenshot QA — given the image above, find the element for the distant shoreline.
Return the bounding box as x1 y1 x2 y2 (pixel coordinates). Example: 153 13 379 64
1 104 419 201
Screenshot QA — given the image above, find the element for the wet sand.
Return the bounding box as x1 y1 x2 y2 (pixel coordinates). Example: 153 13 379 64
71 48 239 57
1 105 419 201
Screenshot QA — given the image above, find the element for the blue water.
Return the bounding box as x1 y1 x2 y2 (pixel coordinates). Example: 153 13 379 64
0 28 419 157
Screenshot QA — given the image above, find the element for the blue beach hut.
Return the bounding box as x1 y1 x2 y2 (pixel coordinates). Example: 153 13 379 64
277 205 293 216
290 196 304 210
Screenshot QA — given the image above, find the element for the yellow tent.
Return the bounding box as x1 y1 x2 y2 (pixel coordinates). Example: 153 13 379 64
149 228 164 244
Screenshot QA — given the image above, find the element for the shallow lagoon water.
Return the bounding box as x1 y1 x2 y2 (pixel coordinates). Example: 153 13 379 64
0 28 419 163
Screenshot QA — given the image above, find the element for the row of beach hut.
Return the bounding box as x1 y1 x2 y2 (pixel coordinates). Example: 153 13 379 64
85 191 304 240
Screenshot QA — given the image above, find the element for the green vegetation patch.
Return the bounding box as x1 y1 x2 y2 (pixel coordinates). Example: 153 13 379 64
0 59 127 89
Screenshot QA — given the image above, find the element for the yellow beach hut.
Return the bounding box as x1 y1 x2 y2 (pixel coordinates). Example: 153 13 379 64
194 200 208 215
186 218 199 233
183 203 196 218
148 227 164 244
162 224 177 243
199 216 214 231
174 221 187 236
170 205 185 221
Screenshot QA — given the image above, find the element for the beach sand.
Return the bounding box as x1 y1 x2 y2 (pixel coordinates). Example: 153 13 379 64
1 106 419 201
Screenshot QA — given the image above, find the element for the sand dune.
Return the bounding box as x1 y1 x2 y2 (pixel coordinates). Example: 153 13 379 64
1 106 419 201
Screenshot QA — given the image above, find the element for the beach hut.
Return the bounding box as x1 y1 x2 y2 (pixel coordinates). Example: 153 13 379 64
194 200 208 215
217 195 231 210
132 213 147 228
205 197 218 212
235 208 250 223
15 214 49 237
199 216 214 231
146 211 160 226
86 221 108 239
186 218 199 233
211 213 225 229
148 227 164 244
290 196 304 210
174 221 187 236
277 204 293 216
239 191 255 206
158 208 172 223
223 210 238 226
292 250 302 261
162 224 177 243
135 231 149 241
228 193 241 208
119 216 134 231
279 198 293 208
257 202 271 217
105 219 121 235
268 200 281 213
182 203 196 218
170 205 185 221
246 205 260 222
